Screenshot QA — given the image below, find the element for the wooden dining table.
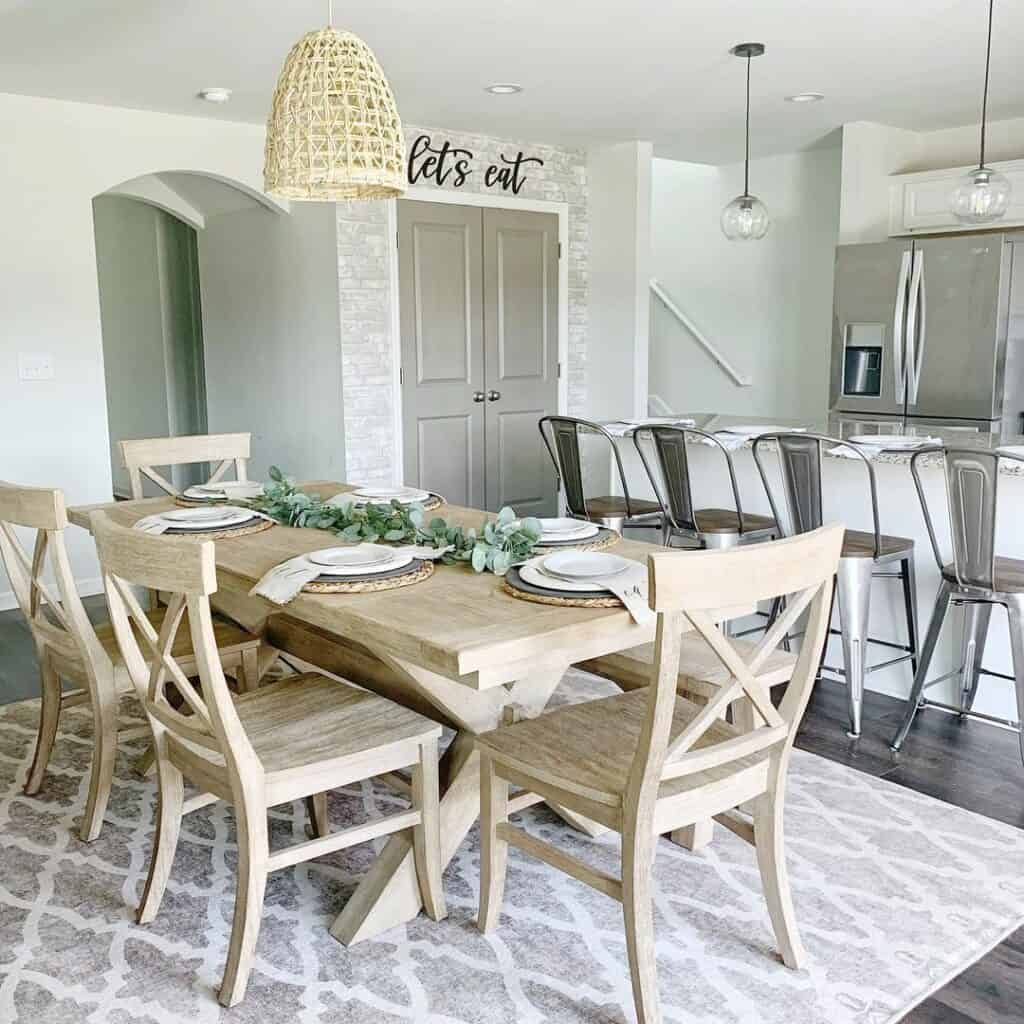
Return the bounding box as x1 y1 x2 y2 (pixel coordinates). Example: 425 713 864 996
69 483 741 946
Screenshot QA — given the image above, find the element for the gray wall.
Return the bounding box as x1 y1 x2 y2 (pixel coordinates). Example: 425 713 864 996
198 203 345 483
93 196 206 497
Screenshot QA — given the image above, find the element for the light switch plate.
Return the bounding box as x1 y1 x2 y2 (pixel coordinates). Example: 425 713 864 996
18 352 54 381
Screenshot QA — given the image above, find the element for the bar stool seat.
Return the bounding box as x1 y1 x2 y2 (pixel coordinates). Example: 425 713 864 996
843 530 914 560
691 508 777 536
941 557 1024 592
576 495 662 520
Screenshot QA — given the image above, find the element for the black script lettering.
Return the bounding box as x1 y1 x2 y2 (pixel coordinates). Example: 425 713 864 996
486 152 544 194
407 134 475 187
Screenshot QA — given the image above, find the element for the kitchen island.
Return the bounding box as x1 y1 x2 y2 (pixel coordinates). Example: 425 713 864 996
607 413 1024 732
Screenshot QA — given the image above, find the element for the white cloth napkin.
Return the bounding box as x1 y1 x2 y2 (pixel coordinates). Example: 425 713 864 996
828 437 941 461
250 545 452 605
132 509 273 535
702 427 807 452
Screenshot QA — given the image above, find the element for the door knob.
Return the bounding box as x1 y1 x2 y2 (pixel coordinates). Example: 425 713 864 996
487 390 501 402
472 391 485 403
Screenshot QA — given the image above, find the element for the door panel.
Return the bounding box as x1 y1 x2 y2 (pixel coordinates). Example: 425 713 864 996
907 234 1007 420
483 208 559 515
831 240 913 417
399 201 484 507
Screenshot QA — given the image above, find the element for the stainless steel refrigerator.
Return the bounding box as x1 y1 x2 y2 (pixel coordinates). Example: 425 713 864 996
830 233 1024 435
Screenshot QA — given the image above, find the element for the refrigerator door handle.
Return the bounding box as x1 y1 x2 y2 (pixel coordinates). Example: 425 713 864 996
905 250 925 405
893 249 911 401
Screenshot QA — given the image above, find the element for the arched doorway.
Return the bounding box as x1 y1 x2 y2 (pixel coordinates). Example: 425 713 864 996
92 171 284 496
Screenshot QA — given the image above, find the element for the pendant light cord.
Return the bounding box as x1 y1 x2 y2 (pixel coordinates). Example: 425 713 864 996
979 0 994 168
327 0 333 27
743 53 751 196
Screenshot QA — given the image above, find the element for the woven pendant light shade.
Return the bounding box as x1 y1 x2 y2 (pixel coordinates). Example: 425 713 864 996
264 27 406 201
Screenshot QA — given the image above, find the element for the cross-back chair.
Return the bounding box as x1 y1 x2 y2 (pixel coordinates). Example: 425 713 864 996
476 524 843 1024
91 511 447 1008
0 482 262 841
120 432 251 499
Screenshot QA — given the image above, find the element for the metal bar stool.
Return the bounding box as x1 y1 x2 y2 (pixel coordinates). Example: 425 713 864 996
891 447 1024 763
753 433 919 738
633 425 778 549
538 416 662 533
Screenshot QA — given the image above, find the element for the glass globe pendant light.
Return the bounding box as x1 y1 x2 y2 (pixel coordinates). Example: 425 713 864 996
950 0 1010 224
721 42 770 241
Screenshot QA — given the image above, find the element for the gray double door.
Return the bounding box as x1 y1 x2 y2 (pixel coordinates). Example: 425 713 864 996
399 200 559 515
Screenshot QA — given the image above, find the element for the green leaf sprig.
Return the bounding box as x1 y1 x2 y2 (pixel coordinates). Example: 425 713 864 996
245 467 542 575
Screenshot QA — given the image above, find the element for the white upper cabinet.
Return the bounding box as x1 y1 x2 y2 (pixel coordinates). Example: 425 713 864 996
889 160 1024 236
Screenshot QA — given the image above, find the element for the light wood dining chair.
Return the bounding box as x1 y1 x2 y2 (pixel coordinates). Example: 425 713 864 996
0 482 262 842
120 432 251 499
476 525 843 1024
91 511 447 1008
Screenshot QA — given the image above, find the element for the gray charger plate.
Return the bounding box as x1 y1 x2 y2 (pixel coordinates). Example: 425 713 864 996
311 557 427 584
534 525 618 547
164 515 264 534
504 565 612 600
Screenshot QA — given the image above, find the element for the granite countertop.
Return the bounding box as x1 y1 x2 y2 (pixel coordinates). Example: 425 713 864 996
604 414 1024 476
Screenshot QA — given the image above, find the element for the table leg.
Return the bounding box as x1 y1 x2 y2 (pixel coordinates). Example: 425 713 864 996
330 665 567 946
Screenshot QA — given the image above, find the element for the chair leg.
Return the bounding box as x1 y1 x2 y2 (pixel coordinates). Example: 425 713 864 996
24 661 62 796
238 647 260 694
1005 598 1024 768
959 601 992 715
79 675 119 842
752 782 806 969
477 750 509 934
891 580 954 751
900 556 920 679
411 738 446 923
669 819 714 852
219 798 269 1008
836 557 873 738
304 793 329 839
137 753 184 924
622 820 661 1024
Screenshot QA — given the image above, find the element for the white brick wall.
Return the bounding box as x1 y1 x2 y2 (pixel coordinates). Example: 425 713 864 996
337 123 588 484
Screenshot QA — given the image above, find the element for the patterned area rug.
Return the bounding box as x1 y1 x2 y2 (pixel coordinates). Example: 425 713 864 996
0 670 1023 1024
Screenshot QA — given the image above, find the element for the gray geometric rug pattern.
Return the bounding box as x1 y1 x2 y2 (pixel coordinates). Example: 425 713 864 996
0 669 1023 1024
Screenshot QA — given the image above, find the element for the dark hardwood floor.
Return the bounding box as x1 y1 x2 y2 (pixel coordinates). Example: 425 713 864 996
0 599 1021 1022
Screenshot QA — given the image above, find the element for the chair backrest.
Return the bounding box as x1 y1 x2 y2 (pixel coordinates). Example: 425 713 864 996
90 511 260 779
120 432 251 499
911 446 1024 591
753 432 881 558
0 482 109 675
538 416 639 519
633 426 746 536
626 525 843 813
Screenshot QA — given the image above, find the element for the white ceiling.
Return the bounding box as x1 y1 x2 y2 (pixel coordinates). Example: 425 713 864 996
1 0 1022 164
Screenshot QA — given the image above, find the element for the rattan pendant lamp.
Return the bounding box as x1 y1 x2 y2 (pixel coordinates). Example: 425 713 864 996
264 0 406 200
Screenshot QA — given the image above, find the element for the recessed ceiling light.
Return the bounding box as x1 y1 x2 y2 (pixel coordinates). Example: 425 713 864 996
485 83 523 95
198 87 232 104
785 92 824 103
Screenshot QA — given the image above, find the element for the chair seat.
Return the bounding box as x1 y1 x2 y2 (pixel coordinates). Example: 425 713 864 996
942 557 1024 594
578 496 662 520
691 508 777 536
478 689 770 810
96 608 259 674
170 673 441 778
842 529 914 560
580 633 797 703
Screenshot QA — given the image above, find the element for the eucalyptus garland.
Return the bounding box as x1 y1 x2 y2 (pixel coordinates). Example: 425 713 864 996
245 467 542 575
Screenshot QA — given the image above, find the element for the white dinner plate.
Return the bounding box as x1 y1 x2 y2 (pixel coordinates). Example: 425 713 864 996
306 545 397 569
520 557 641 594
721 424 806 435
306 550 414 577
159 506 253 530
352 486 431 503
537 518 600 539
540 550 631 580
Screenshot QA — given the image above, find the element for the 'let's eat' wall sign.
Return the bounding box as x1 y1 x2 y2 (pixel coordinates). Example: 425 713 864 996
407 134 544 195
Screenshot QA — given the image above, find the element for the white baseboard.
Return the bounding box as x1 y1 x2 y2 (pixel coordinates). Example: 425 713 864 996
0 576 104 613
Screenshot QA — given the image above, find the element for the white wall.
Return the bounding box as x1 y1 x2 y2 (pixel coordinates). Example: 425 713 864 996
0 91 273 604
199 203 346 483
839 116 1024 243
585 142 652 421
649 146 842 421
